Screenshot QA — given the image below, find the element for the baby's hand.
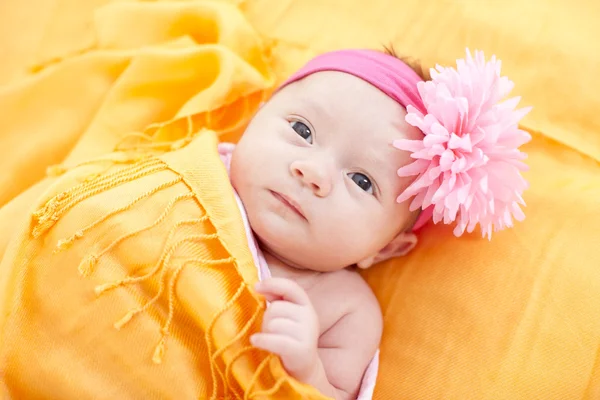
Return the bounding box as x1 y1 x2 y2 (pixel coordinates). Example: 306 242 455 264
251 278 319 383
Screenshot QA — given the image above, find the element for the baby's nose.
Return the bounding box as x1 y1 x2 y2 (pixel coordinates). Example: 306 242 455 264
290 161 332 197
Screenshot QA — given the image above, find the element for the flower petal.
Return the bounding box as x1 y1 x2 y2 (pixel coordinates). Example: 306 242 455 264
394 49 530 238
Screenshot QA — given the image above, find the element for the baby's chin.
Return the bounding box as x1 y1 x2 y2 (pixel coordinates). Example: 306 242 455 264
255 234 356 273
247 208 363 272
254 229 312 269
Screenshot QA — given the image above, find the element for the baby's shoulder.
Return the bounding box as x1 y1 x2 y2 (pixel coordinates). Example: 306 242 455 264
311 269 382 334
318 268 378 302
312 269 382 378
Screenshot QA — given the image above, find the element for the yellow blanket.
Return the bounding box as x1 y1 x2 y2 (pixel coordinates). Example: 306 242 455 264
0 129 330 398
0 2 328 398
2 0 600 399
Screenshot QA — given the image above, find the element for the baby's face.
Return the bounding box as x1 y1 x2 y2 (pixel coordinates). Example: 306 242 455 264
230 71 422 271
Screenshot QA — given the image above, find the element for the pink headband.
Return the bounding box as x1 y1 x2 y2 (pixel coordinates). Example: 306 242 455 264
279 49 532 239
282 49 427 116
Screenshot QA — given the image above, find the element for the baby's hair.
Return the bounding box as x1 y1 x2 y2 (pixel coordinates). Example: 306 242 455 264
382 44 430 81
382 44 427 232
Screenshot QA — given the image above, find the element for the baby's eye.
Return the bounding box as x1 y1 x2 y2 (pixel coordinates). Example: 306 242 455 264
290 121 312 144
348 172 373 194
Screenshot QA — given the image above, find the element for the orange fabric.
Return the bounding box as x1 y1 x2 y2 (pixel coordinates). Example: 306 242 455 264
1 0 600 399
0 1 329 398
0 130 328 399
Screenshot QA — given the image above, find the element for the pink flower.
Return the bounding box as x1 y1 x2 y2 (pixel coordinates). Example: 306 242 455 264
394 49 532 239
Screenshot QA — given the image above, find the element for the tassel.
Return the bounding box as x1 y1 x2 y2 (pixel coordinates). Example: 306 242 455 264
32 217 58 238
46 164 67 177
245 355 272 400
83 172 105 183
55 237 74 252
32 199 67 237
32 194 64 221
54 230 83 253
114 309 137 330
94 281 121 296
32 158 167 238
170 138 189 150
78 255 97 277
31 199 63 238
152 336 167 364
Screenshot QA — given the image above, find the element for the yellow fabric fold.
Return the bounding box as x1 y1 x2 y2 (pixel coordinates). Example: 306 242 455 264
0 130 328 399
0 0 274 207
0 1 329 398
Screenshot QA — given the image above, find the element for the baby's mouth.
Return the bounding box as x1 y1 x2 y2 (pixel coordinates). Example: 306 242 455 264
269 190 307 220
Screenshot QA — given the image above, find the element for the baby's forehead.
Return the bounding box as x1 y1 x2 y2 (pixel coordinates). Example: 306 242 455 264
354 135 408 171
282 72 410 129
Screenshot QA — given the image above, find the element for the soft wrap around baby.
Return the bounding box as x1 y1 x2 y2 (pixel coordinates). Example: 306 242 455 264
0 131 332 399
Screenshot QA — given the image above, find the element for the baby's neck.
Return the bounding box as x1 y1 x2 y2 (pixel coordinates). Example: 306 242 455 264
262 250 323 289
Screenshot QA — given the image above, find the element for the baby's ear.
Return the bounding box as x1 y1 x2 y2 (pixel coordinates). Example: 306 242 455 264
356 232 417 269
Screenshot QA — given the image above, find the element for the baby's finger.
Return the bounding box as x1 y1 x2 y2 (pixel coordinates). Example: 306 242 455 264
263 300 303 322
250 333 297 357
261 317 302 340
255 278 310 306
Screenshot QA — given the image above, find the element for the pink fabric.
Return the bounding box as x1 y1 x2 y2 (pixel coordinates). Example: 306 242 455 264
218 143 379 400
278 49 431 231
281 49 426 115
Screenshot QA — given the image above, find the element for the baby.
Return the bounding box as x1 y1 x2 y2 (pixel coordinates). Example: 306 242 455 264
224 50 423 400
1 47 528 400
221 48 531 399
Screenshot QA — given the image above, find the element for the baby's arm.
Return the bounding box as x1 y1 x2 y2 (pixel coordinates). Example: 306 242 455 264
251 277 382 400
315 299 382 399
312 274 382 399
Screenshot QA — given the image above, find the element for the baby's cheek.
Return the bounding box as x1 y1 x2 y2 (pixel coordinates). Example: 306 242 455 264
362 212 400 245
325 214 375 250
231 147 258 186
